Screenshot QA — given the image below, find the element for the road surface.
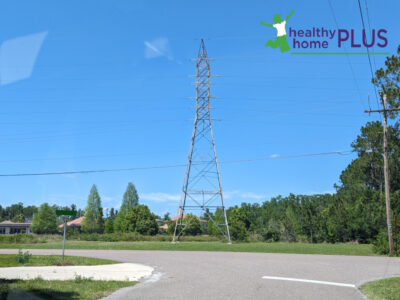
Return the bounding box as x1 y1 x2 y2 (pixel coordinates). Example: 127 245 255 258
1 249 399 299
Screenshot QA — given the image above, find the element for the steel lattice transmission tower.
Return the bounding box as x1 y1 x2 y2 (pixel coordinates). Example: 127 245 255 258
172 39 231 244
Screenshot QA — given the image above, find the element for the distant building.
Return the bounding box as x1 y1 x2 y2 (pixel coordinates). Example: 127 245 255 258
159 223 169 231
0 220 32 234
170 215 187 222
58 216 84 231
162 215 208 232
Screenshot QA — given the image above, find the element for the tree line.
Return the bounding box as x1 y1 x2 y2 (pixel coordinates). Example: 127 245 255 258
214 121 399 249
1 121 399 253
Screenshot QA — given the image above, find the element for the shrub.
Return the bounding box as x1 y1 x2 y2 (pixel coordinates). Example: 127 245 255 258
104 219 114 234
229 208 250 241
182 214 203 236
373 229 400 255
261 228 281 242
0 234 62 244
0 234 34 244
0 280 9 299
16 249 31 264
65 232 222 242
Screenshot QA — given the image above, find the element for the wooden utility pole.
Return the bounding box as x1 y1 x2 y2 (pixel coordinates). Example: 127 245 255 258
365 94 400 255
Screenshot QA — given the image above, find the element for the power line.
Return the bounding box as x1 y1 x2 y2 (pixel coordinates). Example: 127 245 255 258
0 95 368 105
0 150 353 177
356 0 381 112
0 135 350 163
327 0 365 109
364 0 377 71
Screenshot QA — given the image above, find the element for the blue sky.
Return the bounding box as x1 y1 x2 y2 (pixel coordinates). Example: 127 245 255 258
0 0 399 217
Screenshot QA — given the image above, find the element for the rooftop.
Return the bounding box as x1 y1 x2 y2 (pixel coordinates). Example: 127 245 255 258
0 220 32 226
58 216 84 228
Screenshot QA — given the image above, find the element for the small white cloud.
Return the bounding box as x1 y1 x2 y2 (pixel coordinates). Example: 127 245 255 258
0 31 48 85
144 37 173 60
270 154 280 158
140 192 180 203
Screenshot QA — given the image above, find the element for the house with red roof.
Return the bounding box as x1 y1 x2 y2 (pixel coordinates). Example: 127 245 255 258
58 216 85 231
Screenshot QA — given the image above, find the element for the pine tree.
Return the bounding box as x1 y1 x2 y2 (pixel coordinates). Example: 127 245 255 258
81 185 104 233
70 204 77 220
109 208 115 220
120 183 139 214
114 182 139 232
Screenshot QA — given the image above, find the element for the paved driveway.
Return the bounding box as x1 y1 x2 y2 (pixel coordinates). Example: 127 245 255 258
1 249 399 300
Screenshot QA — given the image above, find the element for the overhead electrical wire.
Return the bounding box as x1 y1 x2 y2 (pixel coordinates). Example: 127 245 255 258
327 0 365 109
356 0 381 113
0 136 351 163
0 150 353 177
363 0 378 71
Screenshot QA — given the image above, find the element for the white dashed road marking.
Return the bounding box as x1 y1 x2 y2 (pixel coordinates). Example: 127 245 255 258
262 276 356 288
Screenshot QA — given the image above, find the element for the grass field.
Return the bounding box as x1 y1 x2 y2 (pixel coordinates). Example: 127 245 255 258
0 277 135 300
0 241 376 256
0 254 118 267
360 277 400 300
0 254 133 299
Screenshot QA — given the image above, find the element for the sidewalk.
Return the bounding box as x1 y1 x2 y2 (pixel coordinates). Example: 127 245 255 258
0 263 153 281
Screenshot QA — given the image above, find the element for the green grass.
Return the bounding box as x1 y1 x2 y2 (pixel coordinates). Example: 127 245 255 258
0 277 135 300
0 234 62 244
0 254 118 267
0 241 375 256
360 277 400 300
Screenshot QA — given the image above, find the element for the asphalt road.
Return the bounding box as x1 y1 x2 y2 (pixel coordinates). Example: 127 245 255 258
1 249 399 300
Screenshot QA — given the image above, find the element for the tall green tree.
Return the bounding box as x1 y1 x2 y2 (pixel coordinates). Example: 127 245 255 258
81 185 104 233
70 204 77 220
109 208 116 220
372 45 400 117
340 121 400 192
120 183 139 214
6 203 23 221
122 205 158 235
31 203 57 234
163 212 170 221
23 205 38 221
114 182 139 232
12 213 25 223
331 121 400 243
